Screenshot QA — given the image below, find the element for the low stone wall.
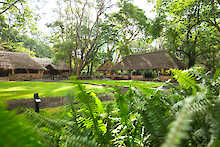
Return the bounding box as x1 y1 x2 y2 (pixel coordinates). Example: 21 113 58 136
6 86 130 110
6 97 67 110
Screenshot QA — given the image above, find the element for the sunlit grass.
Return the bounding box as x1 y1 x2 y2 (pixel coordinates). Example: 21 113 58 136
72 79 163 88
71 79 162 97
0 80 162 100
0 81 113 100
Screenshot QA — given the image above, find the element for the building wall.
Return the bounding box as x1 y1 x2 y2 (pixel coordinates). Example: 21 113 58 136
9 70 44 80
0 77 9 81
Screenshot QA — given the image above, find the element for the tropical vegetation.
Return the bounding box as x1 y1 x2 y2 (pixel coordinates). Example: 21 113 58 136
0 0 219 146
2 67 218 146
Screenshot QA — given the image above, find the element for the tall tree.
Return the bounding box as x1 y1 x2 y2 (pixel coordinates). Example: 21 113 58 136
49 0 111 77
156 0 220 69
0 0 43 56
105 1 151 63
0 0 36 34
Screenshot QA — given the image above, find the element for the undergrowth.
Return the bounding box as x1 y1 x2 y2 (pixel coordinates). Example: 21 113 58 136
14 67 220 146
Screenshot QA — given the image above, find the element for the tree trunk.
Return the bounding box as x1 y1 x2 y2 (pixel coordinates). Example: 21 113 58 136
87 64 90 76
76 66 81 79
69 53 72 74
90 62 94 76
188 55 196 68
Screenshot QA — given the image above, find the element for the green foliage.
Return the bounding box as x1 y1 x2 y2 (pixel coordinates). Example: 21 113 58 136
162 68 220 147
157 0 220 68
22 68 219 147
0 0 51 58
24 109 97 147
114 88 130 124
102 1 152 61
170 69 197 89
170 69 200 95
0 41 35 56
140 90 173 146
64 136 97 147
214 68 220 81
0 102 44 147
162 92 207 147
74 84 107 142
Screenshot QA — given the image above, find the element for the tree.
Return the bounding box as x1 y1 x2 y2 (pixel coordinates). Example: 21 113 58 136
49 0 111 77
104 1 151 63
0 0 36 34
156 0 220 69
0 0 46 57
0 0 22 15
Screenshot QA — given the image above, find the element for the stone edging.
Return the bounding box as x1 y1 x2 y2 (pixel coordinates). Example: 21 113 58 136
6 97 66 110
6 87 130 110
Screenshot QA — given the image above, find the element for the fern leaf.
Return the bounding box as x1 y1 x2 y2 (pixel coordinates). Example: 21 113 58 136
24 109 71 130
65 136 97 147
161 97 194 147
0 102 44 147
162 91 207 147
73 83 107 144
170 69 197 90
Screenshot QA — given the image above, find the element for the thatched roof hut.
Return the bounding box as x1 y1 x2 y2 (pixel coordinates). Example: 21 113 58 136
33 57 71 71
0 51 45 80
32 57 56 69
32 57 53 67
97 60 113 72
55 61 71 71
0 51 45 70
112 50 184 71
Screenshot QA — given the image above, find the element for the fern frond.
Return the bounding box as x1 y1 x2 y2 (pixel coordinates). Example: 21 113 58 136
0 103 44 147
114 87 130 124
170 69 198 91
173 94 210 115
162 91 208 147
65 135 97 147
73 83 107 144
161 96 194 147
24 109 72 130
208 96 220 147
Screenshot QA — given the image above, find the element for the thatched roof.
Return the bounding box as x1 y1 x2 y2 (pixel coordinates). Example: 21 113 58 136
33 57 56 69
33 57 71 71
111 50 185 71
97 60 113 72
55 61 71 71
0 51 45 70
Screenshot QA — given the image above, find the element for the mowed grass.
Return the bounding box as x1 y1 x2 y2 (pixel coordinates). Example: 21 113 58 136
79 80 163 88
75 80 163 97
63 79 162 89
0 80 163 100
0 81 113 100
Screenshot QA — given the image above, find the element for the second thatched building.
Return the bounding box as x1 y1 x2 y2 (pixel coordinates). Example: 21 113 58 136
111 50 185 80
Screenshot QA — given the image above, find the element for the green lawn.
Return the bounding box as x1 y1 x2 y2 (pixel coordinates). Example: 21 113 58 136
72 79 163 97
0 80 162 100
79 80 162 88
0 81 113 100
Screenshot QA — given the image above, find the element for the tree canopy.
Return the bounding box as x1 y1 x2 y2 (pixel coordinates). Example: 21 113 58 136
0 0 219 75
